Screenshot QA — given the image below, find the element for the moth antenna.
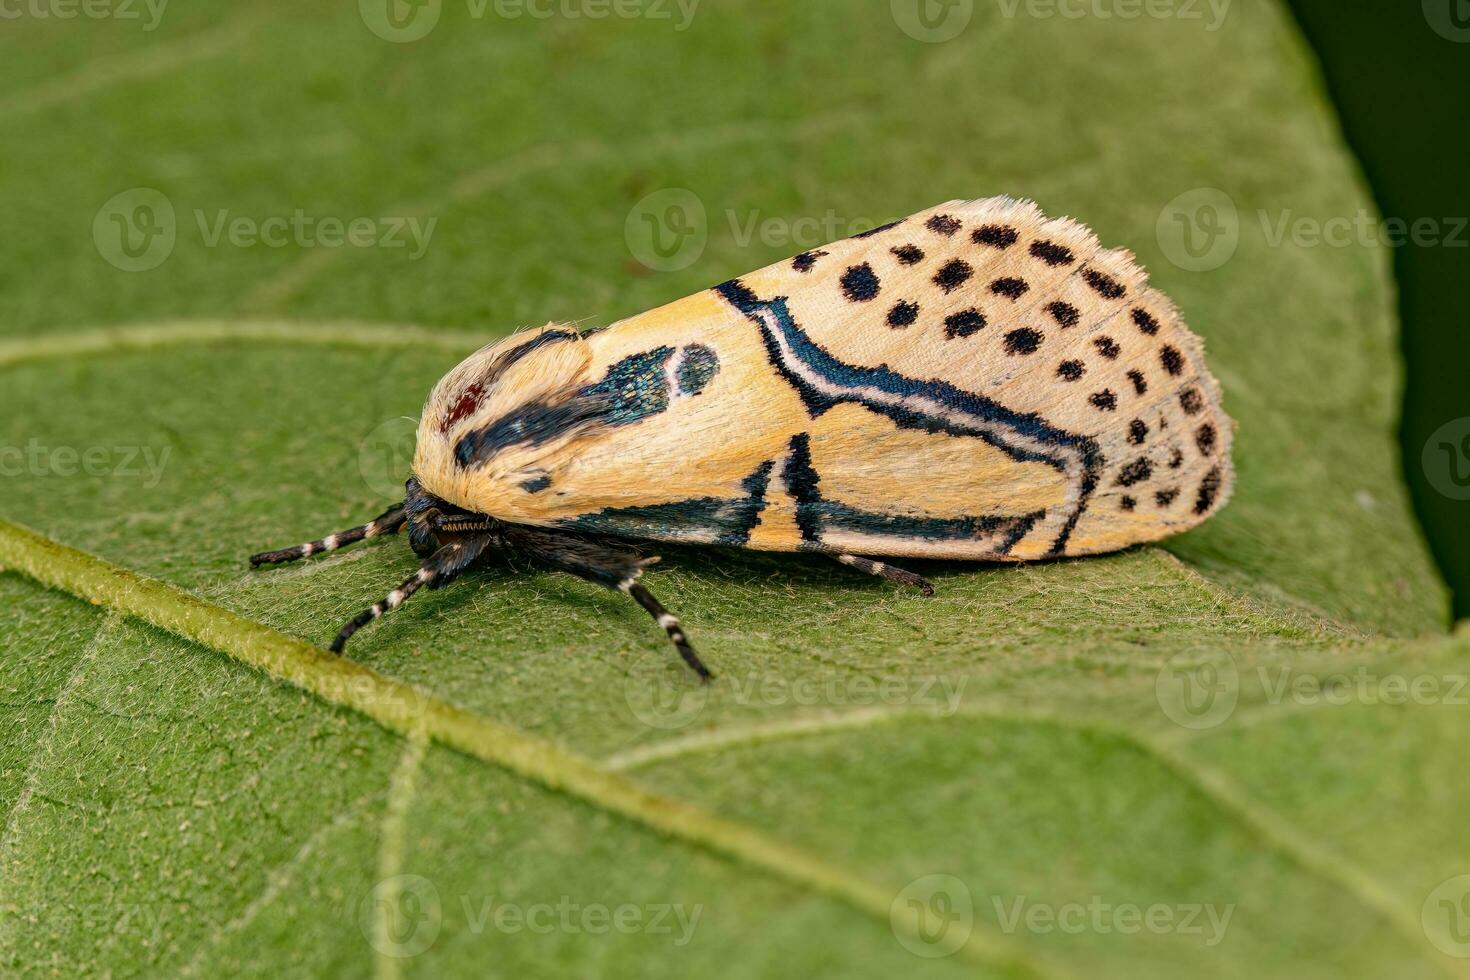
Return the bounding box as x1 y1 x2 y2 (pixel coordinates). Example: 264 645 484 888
250 503 407 567
620 578 712 682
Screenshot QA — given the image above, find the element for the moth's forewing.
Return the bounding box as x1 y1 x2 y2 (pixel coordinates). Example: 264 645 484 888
414 198 1233 560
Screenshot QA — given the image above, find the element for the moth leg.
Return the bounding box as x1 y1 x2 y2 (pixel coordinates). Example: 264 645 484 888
250 503 407 567
504 528 712 681
832 554 936 597
330 534 492 653
619 576 712 682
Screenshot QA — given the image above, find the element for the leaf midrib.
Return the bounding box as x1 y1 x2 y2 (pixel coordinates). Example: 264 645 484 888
0 319 1451 979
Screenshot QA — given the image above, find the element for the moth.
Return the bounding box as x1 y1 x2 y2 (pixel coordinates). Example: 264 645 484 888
251 197 1233 679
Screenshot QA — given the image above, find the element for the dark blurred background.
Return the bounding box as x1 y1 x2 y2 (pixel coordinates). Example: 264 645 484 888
1286 0 1470 619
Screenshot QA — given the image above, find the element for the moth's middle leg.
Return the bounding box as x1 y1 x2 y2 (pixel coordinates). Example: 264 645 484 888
503 526 712 681
832 554 936 596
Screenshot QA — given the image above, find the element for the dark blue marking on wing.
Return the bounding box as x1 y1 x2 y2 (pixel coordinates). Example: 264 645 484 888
779 433 1042 555
714 278 1100 557
455 346 675 469
676 344 720 396
577 346 675 425
561 460 776 547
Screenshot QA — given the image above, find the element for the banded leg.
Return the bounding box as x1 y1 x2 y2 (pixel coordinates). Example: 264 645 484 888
619 576 711 681
833 554 936 596
504 526 713 681
250 503 407 567
330 534 492 653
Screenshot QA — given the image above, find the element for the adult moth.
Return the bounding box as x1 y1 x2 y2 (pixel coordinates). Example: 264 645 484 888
251 197 1234 679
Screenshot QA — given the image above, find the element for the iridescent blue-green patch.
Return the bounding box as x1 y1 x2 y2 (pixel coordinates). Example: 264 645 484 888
676 344 720 396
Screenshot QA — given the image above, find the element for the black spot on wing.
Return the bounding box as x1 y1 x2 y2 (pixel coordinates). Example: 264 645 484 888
1196 423 1218 455
1179 387 1204 415
1089 389 1117 412
972 224 1019 249
1047 301 1080 327
945 309 986 338
1128 419 1148 445
1160 345 1185 376
1029 240 1075 266
1082 269 1126 299
1195 466 1223 514
1004 328 1043 355
990 277 1029 300
1155 488 1179 507
841 263 881 302
927 214 962 236
891 244 924 265
933 259 974 293
1116 457 1153 487
792 250 828 273
887 301 920 328
1093 336 1121 359
1132 308 1161 335
1057 359 1085 381
1120 495 1137 511
1127 369 1148 395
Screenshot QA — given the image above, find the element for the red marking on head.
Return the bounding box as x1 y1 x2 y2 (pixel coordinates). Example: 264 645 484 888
440 382 486 433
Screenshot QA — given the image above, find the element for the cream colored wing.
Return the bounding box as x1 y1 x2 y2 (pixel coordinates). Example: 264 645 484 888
412 197 1233 561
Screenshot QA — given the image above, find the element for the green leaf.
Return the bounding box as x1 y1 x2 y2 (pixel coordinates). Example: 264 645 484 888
0 2 1463 978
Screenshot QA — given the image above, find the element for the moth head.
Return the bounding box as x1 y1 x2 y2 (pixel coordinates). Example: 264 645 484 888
413 323 722 513
412 324 597 509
